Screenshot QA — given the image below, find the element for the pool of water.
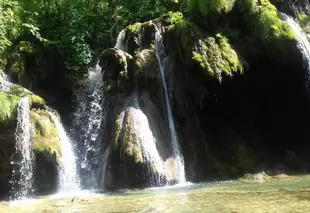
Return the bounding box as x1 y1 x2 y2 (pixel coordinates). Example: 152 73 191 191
1 175 310 213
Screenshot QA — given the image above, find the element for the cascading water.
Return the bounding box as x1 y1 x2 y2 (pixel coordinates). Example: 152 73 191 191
282 14 310 98
115 29 127 51
0 73 13 92
10 97 34 200
72 64 106 188
48 110 80 192
154 28 186 184
118 93 166 185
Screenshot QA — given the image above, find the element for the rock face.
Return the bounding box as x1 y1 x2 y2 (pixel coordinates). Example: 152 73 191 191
0 82 61 198
100 7 310 187
271 0 310 17
100 47 176 188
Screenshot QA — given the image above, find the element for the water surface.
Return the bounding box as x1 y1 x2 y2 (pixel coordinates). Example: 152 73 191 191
2 175 310 213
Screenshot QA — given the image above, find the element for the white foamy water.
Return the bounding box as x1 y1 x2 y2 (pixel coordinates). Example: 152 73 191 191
282 14 310 98
48 110 80 192
118 94 166 184
0 73 13 92
115 29 127 51
154 28 186 184
10 97 34 200
72 64 106 188
131 94 165 175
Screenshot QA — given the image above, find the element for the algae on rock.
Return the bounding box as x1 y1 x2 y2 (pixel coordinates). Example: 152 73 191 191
30 109 61 164
0 91 20 124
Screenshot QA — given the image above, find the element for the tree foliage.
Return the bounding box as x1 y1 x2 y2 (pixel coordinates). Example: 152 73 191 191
0 0 297 82
0 0 181 81
188 0 235 15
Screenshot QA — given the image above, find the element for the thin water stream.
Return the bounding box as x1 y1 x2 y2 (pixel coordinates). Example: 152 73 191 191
154 28 186 184
10 97 33 200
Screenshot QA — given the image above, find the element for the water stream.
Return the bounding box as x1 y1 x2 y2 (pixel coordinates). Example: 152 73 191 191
0 73 13 93
10 97 34 200
130 94 165 184
72 65 106 188
154 28 186 184
115 29 127 51
282 14 310 98
48 110 80 193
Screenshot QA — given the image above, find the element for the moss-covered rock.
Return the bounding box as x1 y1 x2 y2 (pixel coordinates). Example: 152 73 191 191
168 15 244 82
242 0 297 42
161 11 184 25
99 48 134 94
9 85 46 108
0 91 20 124
10 85 31 97
29 95 46 108
298 12 310 35
30 109 61 164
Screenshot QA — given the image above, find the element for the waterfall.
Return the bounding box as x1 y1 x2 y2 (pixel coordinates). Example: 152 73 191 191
10 97 34 200
282 14 310 98
48 110 80 192
98 146 111 188
154 28 186 184
119 93 165 185
115 29 127 51
72 64 106 188
0 73 13 93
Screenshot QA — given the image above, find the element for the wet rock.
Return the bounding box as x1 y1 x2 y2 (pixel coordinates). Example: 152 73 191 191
238 172 271 183
270 0 310 17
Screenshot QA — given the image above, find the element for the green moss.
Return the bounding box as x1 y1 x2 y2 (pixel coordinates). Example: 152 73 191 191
113 111 144 164
162 11 184 25
30 109 61 164
0 91 20 124
186 0 296 43
29 95 46 106
10 85 31 97
169 15 243 81
171 17 200 51
135 59 142 70
239 0 297 42
192 34 243 81
298 12 310 33
10 85 46 107
188 0 235 16
128 23 142 34
123 117 143 163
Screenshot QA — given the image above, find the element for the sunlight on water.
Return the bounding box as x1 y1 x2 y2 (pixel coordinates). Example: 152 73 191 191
49 190 95 200
72 64 106 189
2 175 310 213
10 97 34 200
48 110 80 192
9 199 37 206
146 181 194 191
